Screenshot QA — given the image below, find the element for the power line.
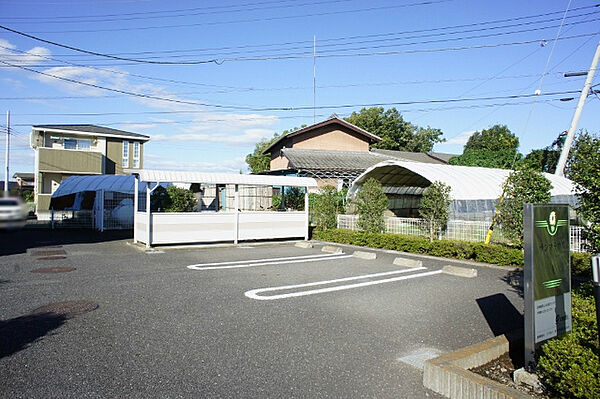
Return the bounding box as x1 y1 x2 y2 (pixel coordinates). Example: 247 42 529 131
2 0 361 23
43 8 600 61
19 1 453 34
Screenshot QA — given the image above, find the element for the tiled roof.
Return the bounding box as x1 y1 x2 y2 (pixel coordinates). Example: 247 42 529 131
280 148 457 172
33 124 150 140
281 149 388 171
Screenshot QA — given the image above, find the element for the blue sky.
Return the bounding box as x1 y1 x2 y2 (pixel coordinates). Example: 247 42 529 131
1 0 599 175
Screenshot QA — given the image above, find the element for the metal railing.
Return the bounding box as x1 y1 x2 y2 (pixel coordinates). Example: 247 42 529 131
337 214 590 253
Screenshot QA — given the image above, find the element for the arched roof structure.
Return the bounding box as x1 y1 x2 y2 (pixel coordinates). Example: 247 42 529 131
347 160 576 200
52 175 143 198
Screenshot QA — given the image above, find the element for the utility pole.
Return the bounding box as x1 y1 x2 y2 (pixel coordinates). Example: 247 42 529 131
4 110 9 197
555 41 600 176
313 35 316 124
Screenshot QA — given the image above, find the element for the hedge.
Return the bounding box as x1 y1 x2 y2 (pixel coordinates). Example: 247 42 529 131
314 229 592 273
537 284 599 398
314 229 524 267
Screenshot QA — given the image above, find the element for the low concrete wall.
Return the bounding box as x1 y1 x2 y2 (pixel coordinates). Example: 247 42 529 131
423 335 532 399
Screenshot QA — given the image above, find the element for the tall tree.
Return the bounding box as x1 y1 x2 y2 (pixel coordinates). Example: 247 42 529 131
449 124 521 169
521 132 566 173
419 181 451 242
568 131 600 253
245 125 306 173
497 169 552 247
345 107 444 152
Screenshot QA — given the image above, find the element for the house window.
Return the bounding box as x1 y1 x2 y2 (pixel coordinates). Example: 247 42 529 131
122 141 129 168
133 142 140 168
64 138 91 150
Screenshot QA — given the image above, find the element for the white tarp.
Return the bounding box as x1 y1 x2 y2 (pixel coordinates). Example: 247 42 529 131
348 160 577 200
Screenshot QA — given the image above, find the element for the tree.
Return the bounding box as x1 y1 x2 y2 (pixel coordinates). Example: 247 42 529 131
356 178 388 233
245 133 281 173
449 125 521 169
150 185 197 212
497 169 552 247
419 181 451 242
310 185 340 230
568 131 600 253
245 125 307 173
345 107 444 152
521 132 566 173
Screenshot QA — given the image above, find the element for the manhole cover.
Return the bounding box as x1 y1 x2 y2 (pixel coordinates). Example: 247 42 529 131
31 267 76 274
30 301 99 318
31 249 66 257
37 256 67 261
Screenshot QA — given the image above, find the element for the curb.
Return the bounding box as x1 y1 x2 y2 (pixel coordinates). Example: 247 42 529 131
311 240 520 271
423 335 532 399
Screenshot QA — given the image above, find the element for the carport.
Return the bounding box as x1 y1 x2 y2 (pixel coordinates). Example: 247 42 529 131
129 169 318 247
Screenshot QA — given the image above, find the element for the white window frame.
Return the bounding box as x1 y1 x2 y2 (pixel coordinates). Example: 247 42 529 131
122 140 129 168
133 142 140 168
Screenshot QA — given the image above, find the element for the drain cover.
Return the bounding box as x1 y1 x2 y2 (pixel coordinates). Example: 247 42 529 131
31 249 66 257
30 301 99 318
31 267 76 274
37 256 67 261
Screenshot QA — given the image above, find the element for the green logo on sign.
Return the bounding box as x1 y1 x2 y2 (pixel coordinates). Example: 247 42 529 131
542 278 562 289
535 210 568 236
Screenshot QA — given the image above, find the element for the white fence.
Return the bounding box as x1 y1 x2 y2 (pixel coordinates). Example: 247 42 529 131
135 210 308 246
337 214 590 253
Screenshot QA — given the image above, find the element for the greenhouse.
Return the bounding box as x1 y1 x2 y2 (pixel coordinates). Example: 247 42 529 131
347 160 577 221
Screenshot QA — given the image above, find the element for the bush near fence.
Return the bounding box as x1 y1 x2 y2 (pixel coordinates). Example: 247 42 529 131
315 228 593 274
337 214 590 253
314 228 524 267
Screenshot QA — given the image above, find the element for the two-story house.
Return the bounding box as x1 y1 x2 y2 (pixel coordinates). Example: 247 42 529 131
30 124 150 211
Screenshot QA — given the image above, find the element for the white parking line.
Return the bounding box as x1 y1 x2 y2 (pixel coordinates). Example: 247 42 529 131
187 252 352 271
245 268 443 300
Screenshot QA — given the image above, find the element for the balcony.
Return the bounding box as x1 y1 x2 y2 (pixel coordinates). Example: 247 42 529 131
38 148 103 174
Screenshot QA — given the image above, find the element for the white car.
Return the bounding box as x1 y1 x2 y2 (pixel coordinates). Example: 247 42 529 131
0 197 28 228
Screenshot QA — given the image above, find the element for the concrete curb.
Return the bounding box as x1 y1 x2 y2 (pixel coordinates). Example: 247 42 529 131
393 257 423 268
321 245 342 253
423 335 532 399
311 240 519 271
442 265 478 278
295 241 314 249
353 250 376 260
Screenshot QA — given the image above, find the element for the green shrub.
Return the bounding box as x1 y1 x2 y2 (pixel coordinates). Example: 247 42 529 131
310 185 341 230
356 178 388 233
315 229 594 274
313 229 524 266
537 285 599 399
571 252 592 278
419 181 451 242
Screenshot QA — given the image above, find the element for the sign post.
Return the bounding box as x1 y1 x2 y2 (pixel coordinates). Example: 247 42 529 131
523 203 572 370
592 256 600 345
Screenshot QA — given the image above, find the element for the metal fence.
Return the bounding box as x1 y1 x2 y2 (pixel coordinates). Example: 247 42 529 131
337 214 590 253
33 210 94 229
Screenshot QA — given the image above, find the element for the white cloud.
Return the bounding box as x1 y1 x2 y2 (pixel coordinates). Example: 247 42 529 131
152 127 275 145
0 39 51 67
118 123 157 132
144 153 246 173
438 130 475 146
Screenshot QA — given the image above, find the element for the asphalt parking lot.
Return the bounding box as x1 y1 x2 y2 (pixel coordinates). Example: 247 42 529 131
0 229 524 398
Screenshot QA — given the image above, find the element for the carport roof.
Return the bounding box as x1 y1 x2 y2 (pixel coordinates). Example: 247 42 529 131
348 160 576 200
127 169 318 187
52 175 143 197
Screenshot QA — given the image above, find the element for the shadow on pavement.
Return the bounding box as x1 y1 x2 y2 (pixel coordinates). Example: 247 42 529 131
476 293 524 368
500 269 524 299
0 312 67 359
0 228 132 257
